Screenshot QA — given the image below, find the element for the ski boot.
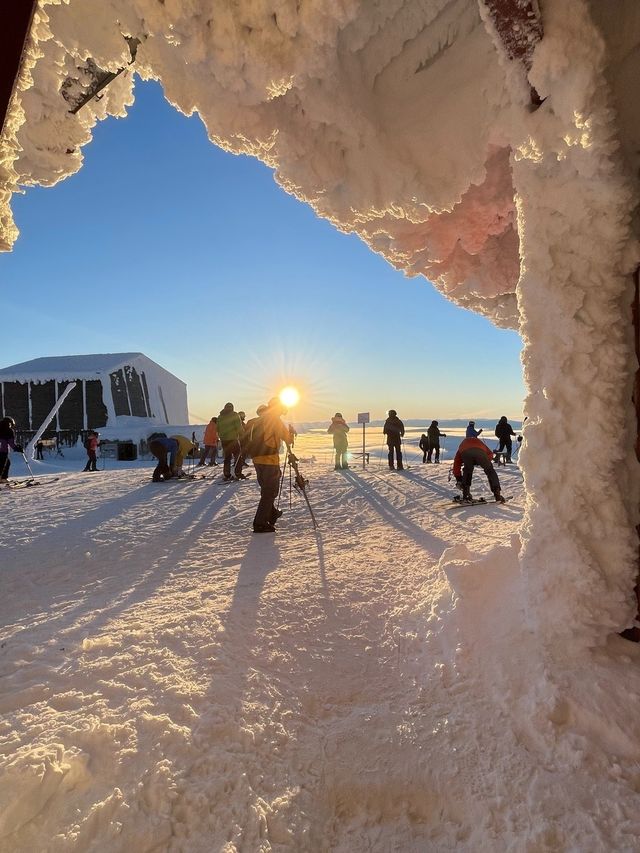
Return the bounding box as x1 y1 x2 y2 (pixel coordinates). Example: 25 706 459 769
494 490 506 503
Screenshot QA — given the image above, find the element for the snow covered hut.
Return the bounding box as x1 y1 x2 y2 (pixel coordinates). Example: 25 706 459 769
0 353 188 431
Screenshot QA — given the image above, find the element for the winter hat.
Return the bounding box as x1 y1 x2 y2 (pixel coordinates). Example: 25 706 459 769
469 420 475 425
223 402 233 411
256 404 267 415
430 420 438 426
334 412 343 419
389 409 397 417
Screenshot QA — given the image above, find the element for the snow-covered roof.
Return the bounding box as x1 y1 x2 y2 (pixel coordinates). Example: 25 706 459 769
0 352 144 378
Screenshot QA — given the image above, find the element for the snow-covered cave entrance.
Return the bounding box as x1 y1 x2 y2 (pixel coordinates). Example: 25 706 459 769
2 0 640 653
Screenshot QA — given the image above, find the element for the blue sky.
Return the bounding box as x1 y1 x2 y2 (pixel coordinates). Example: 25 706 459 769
1 80 525 423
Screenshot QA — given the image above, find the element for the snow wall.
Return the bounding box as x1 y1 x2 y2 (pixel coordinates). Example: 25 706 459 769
1 0 640 654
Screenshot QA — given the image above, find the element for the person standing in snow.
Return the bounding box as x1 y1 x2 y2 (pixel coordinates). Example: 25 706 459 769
427 420 447 463
246 397 293 533
0 417 23 484
494 416 516 463
328 413 350 470
197 417 218 466
217 402 245 481
419 433 429 463
452 436 505 502
383 409 405 470
466 420 483 438
82 430 100 472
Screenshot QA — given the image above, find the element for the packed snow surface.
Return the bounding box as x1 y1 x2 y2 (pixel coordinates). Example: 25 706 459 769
3 433 640 851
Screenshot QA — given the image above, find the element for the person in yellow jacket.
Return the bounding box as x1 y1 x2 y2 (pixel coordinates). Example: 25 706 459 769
170 434 197 477
246 398 294 532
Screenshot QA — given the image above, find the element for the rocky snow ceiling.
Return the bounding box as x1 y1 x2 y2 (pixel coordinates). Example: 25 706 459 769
2 0 527 325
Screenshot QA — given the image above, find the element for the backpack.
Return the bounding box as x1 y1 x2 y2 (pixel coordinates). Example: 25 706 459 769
242 419 267 458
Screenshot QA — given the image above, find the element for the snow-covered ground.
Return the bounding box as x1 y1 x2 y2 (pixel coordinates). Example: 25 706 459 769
3 431 640 851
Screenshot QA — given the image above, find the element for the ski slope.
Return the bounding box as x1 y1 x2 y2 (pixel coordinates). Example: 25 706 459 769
2 434 640 850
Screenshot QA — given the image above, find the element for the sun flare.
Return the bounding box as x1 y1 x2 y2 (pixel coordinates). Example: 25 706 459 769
279 386 300 408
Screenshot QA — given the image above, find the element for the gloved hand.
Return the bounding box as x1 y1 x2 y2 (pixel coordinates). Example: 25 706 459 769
15 445 23 453
517 435 523 442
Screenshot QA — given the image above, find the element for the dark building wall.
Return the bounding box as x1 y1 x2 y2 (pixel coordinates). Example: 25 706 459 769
141 371 153 418
86 379 107 428
2 382 29 428
124 365 149 417
30 380 56 430
57 380 84 430
110 369 130 416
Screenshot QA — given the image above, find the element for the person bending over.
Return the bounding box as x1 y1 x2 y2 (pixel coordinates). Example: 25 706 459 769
452 436 505 502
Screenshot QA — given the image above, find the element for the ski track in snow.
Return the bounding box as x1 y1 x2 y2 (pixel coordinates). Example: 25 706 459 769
2 438 640 851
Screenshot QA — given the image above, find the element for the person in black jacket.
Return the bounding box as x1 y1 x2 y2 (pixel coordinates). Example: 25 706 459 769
494 416 516 463
426 420 447 463
419 433 429 463
383 409 405 470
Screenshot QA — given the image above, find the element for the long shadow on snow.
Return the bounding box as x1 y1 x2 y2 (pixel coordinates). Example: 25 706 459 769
2 484 238 641
342 470 447 557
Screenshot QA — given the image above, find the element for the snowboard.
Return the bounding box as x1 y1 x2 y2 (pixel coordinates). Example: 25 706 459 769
450 495 513 507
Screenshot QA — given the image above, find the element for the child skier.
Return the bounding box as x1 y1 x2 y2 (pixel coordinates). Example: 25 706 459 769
419 433 429 463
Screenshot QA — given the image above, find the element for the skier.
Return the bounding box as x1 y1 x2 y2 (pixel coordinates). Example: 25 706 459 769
0 416 23 484
148 435 178 482
169 434 198 477
217 402 245 480
494 416 516 463
427 420 447 463
466 420 483 438
452 436 505 502
383 409 405 470
82 430 100 472
419 433 429 463
197 417 218 466
328 412 350 470
246 397 292 533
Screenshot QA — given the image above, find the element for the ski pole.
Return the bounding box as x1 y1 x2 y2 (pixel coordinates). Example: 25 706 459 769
21 451 36 480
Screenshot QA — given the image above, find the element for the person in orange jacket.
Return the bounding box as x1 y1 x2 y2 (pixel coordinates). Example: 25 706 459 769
197 417 218 466
452 436 505 502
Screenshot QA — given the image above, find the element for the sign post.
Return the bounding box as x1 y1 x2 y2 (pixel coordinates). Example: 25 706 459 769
357 412 370 469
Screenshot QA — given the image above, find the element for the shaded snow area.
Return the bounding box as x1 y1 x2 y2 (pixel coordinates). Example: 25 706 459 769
3 436 640 851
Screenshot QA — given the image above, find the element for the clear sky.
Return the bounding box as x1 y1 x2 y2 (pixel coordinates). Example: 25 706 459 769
1 80 525 424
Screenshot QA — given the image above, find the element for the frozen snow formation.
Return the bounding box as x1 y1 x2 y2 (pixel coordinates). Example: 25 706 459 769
1 0 640 648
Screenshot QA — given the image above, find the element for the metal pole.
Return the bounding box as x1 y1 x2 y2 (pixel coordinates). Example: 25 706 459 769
362 422 365 470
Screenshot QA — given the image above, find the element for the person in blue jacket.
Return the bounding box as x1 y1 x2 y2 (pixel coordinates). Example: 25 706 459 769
466 420 483 438
148 435 178 481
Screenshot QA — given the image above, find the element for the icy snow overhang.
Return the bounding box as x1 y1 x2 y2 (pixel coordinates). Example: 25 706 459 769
0 0 543 330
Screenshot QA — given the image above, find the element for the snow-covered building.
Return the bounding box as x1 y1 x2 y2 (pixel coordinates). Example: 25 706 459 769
0 352 188 431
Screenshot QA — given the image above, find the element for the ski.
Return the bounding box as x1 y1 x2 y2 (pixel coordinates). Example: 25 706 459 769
2 477 61 490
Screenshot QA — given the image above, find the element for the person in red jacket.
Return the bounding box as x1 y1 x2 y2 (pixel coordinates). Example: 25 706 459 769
83 430 100 472
452 436 505 502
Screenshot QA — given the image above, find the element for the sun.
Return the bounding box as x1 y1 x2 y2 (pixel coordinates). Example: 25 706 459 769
279 386 300 408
